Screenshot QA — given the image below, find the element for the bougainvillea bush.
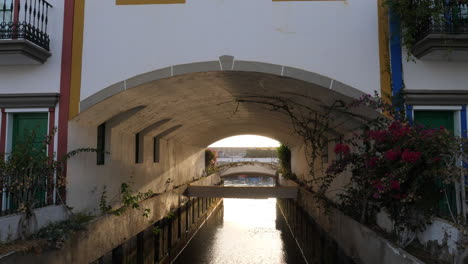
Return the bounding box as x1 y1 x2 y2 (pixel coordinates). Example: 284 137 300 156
320 95 467 236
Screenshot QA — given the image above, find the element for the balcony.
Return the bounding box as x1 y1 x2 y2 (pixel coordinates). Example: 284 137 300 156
0 0 52 65
412 2 468 60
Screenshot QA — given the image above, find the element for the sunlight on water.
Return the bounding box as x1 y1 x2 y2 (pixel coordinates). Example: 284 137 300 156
210 199 287 264
173 176 306 264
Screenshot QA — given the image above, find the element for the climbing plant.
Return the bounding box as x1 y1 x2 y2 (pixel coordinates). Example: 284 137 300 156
231 91 467 246
385 0 468 58
0 130 99 239
205 148 218 175
234 93 368 183
277 144 295 180
99 182 154 218
321 94 467 245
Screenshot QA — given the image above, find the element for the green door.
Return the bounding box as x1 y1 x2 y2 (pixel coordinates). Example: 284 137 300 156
9 113 48 210
414 110 457 217
414 111 455 134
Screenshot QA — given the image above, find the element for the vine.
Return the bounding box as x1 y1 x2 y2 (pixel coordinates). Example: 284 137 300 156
0 130 100 239
99 183 154 218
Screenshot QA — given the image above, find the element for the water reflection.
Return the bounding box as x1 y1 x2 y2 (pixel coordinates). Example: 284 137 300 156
173 176 306 264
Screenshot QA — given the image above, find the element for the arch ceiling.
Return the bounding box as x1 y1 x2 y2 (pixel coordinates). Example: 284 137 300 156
74 60 378 148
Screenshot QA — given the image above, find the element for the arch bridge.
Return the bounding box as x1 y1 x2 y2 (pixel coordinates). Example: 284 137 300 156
218 161 278 178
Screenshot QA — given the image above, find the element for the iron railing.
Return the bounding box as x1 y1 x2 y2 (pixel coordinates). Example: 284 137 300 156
416 1 468 42
0 0 52 51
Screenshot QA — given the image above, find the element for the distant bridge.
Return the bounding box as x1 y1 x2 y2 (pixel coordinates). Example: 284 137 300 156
187 162 297 199
218 162 278 178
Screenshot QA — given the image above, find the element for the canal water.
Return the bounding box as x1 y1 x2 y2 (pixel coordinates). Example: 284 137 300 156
173 176 307 264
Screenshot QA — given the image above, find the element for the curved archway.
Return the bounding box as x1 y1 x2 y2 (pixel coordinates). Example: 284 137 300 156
67 57 377 212
73 56 370 148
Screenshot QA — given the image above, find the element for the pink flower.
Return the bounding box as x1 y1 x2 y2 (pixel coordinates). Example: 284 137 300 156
372 180 384 192
367 156 379 168
334 144 350 155
388 121 411 139
369 130 388 142
390 180 401 191
384 149 401 161
401 149 422 164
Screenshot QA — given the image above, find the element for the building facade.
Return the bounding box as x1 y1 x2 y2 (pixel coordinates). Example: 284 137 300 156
0 0 467 234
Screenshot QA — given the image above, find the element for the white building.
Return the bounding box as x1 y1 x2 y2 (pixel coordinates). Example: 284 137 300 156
0 0 466 236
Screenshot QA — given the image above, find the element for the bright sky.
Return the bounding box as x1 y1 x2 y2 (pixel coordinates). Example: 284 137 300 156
209 135 280 148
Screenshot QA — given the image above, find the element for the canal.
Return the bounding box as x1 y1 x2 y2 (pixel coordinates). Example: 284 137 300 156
173 175 307 264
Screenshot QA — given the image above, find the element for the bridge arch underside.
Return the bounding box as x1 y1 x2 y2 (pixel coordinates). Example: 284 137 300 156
76 71 372 147
68 69 377 212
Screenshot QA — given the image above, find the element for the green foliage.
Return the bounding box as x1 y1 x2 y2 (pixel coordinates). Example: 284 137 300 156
0 130 99 217
165 211 175 220
277 144 295 179
244 148 278 158
205 149 218 175
33 213 94 249
152 226 161 235
321 94 467 237
100 183 154 218
385 0 468 59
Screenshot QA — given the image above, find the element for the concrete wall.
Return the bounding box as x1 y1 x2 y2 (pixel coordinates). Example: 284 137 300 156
0 0 64 94
279 181 424 264
376 209 465 263
66 121 206 213
0 205 68 243
80 0 380 100
0 174 222 264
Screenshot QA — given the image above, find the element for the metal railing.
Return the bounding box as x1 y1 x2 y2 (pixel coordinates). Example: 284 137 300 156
0 0 52 50
416 1 468 42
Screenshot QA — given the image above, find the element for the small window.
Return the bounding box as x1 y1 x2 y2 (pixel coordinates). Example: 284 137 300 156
154 136 160 163
97 123 106 165
321 140 329 164
135 133 141 164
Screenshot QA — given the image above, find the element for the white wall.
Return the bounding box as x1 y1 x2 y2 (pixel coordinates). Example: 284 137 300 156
0 205 68 242
403 53 468 91
80 0 380 100
67 121 205 213
0 0 64 94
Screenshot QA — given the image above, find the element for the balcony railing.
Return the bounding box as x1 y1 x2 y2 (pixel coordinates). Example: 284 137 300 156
415 1 468 42
0 0 52 51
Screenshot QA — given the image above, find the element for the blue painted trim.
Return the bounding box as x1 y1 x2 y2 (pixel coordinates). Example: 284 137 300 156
406 105 413 124
462 106 467 139
461 106 467 171
389 10 404 103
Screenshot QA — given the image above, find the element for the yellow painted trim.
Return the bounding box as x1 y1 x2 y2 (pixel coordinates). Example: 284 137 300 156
69 0 86 120
377 0 392 105
273 0 344 1
116 0 185 5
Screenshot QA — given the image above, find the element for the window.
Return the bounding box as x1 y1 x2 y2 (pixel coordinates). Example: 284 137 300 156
321 139 329 164
135 133 141 164
154 136 160 163
0 0 13 24
97 123 106 165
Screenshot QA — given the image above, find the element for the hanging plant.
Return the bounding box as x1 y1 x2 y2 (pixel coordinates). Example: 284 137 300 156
385 0 468 59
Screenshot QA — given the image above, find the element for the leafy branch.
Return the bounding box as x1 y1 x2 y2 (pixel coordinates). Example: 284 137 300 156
100 183 154 218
